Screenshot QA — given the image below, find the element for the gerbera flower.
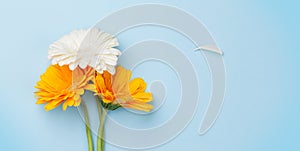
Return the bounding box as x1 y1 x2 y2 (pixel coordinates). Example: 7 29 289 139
48 28 121 74
35 64 94 111
95 66 153 112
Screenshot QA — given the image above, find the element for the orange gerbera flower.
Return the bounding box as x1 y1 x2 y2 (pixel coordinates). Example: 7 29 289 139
95 66 153 112
35 64 94 111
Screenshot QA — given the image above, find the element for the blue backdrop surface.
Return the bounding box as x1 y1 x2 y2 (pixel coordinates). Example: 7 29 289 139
0 0 299 151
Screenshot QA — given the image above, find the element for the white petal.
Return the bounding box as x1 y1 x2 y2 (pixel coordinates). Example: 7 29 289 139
69 62 78 70
48 28 120 73
79 59 89 69
106 65 116 75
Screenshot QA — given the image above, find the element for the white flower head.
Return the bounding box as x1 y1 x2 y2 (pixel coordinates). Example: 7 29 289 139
48 28 121 74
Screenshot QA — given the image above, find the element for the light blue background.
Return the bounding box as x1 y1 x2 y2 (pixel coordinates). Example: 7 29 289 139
0 0 299 151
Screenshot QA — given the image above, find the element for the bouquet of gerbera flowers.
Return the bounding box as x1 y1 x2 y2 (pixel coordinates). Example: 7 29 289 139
34 29 153 151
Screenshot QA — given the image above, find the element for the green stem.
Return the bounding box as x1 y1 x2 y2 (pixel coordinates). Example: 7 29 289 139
97 100 107 151
82 101 94 151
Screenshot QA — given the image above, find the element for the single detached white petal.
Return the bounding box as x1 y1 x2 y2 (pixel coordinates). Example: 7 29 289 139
48 28 121 74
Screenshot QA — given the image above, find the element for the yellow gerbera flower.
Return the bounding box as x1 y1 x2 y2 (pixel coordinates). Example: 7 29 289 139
35 64 94 111
95 66 153 112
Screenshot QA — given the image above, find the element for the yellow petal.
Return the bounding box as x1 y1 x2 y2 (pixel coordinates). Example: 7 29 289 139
95 73 107 93
112 66 132 95
84 84 96 92
129 78 147 95
35 65 93 111
125 103 153 112
132 92 153 102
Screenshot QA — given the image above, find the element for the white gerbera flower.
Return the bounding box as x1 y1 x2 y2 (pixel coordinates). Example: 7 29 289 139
48 28 121 74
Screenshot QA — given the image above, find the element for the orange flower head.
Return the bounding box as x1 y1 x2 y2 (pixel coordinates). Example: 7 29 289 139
35 64 94 111
95 66 153 112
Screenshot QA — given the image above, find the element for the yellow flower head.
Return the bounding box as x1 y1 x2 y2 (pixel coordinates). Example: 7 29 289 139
35 64 94 111
95 66 153 112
